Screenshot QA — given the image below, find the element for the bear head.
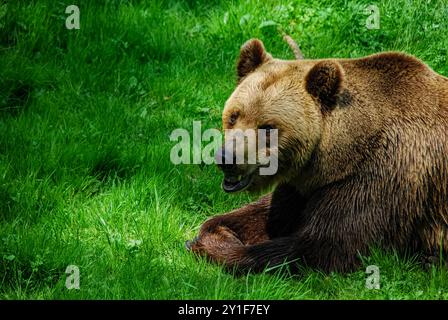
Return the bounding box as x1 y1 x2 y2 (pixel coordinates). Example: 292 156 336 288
217 39 345 193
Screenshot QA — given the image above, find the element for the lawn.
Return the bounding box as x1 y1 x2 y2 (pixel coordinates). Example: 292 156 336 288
1 0 448 299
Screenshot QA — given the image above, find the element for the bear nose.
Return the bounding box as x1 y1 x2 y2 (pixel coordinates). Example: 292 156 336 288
215 147 236 172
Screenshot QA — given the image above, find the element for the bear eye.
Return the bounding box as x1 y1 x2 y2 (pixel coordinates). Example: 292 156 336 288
259 124 275 131
229 112 239 125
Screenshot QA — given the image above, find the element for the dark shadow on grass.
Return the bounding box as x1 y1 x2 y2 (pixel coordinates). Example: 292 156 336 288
89 150 141 189
92 157 130 182
0 81 33 117
0 256 64 295
0 186 17 222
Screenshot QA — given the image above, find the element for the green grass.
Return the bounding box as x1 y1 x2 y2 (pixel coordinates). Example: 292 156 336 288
1 0 448 299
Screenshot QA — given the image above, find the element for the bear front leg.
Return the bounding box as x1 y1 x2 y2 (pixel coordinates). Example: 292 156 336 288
189 225 363 274
187 184 307 267
187 193 273 256
188 179 400 274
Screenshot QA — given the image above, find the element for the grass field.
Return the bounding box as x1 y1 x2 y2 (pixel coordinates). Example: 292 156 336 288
1 0 448 299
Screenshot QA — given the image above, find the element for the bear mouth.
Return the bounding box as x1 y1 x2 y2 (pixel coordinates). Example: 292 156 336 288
222 173 254 193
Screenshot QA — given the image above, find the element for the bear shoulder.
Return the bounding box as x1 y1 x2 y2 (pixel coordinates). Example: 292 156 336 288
335 52 439 106
347 51 431 77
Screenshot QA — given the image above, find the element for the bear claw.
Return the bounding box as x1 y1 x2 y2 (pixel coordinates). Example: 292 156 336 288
185 236 199 251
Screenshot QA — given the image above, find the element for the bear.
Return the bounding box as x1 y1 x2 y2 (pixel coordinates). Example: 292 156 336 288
186 38 448 274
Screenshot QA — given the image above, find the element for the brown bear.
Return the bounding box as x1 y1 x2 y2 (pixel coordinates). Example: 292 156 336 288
187 38 448 273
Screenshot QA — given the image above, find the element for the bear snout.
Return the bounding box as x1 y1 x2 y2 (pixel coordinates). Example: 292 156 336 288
215 147 237 173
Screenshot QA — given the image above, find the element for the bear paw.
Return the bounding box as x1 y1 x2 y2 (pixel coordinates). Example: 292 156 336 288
185 236 199 251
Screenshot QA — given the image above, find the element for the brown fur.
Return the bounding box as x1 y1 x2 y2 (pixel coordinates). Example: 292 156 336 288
189 39 448 273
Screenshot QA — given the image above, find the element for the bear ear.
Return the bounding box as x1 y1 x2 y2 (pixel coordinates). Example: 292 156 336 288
305 61 344 112
237 39 272 82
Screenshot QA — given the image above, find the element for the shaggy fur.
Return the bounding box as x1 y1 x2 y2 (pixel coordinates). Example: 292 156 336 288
188 39 448 273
